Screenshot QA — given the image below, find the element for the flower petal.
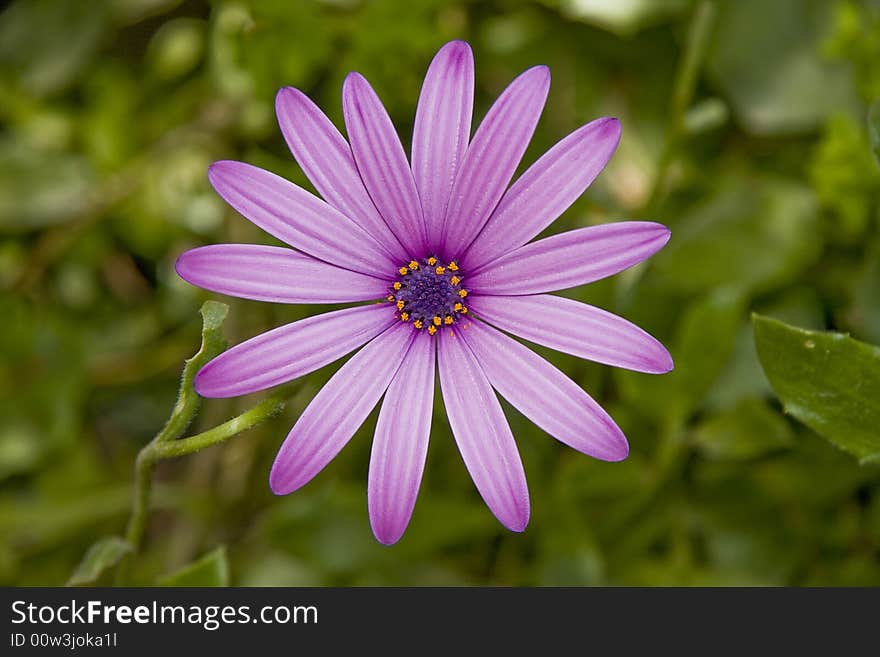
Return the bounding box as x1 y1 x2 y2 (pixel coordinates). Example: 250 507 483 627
343 72 427 256
176 244 389 304
468 293 673 374
275 87 408 262
412 40 474 251
460 319 629 461
440 65 550 260
269 323 416 495
195 305 396 398
208 160 396 277
461 117 621 270
368 331 435 545
467 221 670 295
437 329 529 531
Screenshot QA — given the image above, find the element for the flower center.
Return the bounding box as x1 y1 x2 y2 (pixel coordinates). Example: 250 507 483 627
386 257 469 335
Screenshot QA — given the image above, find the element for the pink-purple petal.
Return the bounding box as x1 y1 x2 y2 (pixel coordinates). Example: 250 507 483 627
195 305 396 398
437 330 529 532
368 331 435 545
208 160 396 277
462 117 621 270
275 87 408 263
460 319 629 461
269 323 416 495
175 244 388 304
440 65 551 260
412 40 474 251
343 72 427 256
467 221 671 295
468 294 673 374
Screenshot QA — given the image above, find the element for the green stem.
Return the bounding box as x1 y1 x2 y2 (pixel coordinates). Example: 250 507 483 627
114 301 285 584
645 0 716 213
150 398 285 460
123 395 284 545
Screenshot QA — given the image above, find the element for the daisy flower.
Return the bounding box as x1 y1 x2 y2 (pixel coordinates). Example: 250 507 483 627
176 40 673 545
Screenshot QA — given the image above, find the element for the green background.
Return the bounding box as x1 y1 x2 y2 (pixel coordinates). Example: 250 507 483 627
2 0 879 586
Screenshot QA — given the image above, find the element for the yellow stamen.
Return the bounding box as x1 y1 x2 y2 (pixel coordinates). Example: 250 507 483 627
427 257 437 266
387 295 395 302
432 316 442 326
458 289 468 298
393 281 402 290
408 260 419 270
435 265 446 275
453 302 463 312
450 275 460 286
399 267 409 276
460 307 468 314
448 261 459 271
396 300 405 311
428 325 437 335
444 315 453 325
413 319 423 329
400 312 409 321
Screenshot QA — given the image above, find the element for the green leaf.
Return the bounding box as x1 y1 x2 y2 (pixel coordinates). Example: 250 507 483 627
153 301 228 444
158 546 229 586
199 300 228 334
67 536 132 586
753 315 880 463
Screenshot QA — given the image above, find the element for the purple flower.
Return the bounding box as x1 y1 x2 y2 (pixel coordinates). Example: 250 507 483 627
176 41 672 545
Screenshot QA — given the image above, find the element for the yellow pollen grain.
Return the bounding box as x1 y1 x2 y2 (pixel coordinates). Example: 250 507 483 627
393 282 402 290
413 319 423 329
461 307 469 314
408 260 419 270
396 300 405 311
448 261 459 271
432 316 441 326
399 267 408 276
444 315 453 325
450 276 460 285
400 312 409 321
386 295 395 302
427 257 437 266
428 325 437 335
458 289 468 298
453 302 463 312
435 265 446 275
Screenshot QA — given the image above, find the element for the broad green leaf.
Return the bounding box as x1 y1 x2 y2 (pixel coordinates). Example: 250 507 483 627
753 315 880 463
692 398 793 461
651 178 820 296
67 536 132 586
706 287 825 411
158 546 229 586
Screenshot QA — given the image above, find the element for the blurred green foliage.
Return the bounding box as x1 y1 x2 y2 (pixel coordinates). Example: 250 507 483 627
1 0 879 586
